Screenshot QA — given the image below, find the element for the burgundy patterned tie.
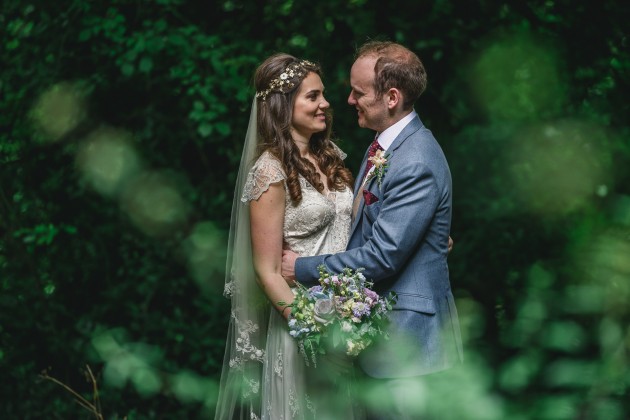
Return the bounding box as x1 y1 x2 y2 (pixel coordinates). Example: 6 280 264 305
352 135 383 220
362 136 384 181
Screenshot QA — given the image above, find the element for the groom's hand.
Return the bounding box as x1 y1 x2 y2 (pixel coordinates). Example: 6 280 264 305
281 250 298 285
448 236 454 254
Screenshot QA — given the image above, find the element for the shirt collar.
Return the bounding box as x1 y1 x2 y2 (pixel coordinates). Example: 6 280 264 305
375 110 417 151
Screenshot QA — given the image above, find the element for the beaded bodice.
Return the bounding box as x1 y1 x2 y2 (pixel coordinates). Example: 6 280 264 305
242 150 352 258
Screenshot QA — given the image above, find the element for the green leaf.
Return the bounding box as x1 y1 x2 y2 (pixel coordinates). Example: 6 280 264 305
215 122 231 136
197 123 213 137
7 39 19 50
78 29 92 41
121 63 134 76
139 57 153 73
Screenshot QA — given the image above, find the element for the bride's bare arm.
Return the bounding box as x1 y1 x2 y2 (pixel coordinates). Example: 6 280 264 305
250 181 294 319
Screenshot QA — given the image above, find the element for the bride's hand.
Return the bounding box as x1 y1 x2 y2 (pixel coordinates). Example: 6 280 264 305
281 250 298 285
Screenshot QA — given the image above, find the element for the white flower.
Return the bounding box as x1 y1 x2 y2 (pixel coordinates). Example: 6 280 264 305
367 150 390 188
368 149 387 167
313 298 335 325
341 321 352 332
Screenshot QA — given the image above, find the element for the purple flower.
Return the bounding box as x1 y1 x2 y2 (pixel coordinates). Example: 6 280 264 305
364 288 379 301
310 285 323 294
351 302 370 318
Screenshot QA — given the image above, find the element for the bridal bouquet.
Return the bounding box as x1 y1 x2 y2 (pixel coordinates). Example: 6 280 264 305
280 265 397 365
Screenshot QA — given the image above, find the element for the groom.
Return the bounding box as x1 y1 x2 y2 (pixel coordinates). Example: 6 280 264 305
282 40 463 419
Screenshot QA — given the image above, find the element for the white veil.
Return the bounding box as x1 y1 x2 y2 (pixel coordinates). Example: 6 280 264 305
215 99 270 419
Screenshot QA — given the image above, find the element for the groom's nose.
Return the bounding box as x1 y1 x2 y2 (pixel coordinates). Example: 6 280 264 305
348 91 357 105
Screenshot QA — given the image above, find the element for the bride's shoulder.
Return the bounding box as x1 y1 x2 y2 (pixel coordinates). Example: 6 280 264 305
252 150 285 174
330 141 348 160
247 150 286 182
256 149 280 163
242 150 286 202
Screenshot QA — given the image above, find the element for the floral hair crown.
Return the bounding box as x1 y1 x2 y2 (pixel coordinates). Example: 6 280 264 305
255 60 316 101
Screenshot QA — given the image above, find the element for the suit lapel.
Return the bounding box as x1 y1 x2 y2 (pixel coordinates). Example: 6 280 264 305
353 174 377 223
349 142 373 236
353 149 371 196
348 116 425 241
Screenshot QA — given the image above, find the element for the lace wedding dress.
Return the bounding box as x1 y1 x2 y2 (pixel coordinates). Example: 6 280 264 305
219 147 356 420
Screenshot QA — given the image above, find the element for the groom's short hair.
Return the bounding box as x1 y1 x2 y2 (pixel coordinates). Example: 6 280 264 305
356 41 427 110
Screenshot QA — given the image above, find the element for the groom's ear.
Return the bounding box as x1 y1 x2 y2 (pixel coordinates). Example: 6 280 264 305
386 88 402 110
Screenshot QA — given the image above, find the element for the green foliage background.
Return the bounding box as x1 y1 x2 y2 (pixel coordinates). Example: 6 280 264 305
1 0 629 418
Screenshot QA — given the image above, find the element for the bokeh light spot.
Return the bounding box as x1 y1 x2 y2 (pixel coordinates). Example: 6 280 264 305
562 285 605 315
598 317 623 356
171 370 216 404
31 82 87 141
540 321 586 352
506 120 613 216
508 297 548 346
544 359 599 388
119 171 191 237
75 127 142 197
499 350 542 391
534 395 580 419
182 221 227 291
571 233 630 316
469 32 566 121
92 330 166 397
91 329 124 360
130 367 162 396
43 283 56 295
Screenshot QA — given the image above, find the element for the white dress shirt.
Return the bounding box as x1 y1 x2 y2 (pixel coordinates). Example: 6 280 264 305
361 109 418 186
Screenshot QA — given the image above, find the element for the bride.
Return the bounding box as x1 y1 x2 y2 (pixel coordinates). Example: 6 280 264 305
214 53 357 419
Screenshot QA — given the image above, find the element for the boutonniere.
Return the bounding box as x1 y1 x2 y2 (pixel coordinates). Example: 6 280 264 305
366 149 389 188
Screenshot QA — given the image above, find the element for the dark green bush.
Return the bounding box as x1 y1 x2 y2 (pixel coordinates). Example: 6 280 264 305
2 0 628 418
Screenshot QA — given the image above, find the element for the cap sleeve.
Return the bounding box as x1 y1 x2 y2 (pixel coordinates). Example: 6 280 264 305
331 141 347 160
241 151 286 202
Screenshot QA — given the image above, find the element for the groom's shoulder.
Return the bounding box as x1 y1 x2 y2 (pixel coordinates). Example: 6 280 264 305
397 129 448 171
403 126 440 152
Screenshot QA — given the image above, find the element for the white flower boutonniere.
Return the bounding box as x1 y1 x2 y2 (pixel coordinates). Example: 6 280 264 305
366 149 389 188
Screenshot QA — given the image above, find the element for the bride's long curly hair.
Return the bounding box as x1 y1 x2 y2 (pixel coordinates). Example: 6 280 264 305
254 53 354 205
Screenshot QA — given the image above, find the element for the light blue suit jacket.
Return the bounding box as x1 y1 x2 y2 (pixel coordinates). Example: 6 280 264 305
295 115 464 378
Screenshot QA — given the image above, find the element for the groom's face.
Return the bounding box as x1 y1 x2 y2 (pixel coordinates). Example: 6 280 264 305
348 56 387 132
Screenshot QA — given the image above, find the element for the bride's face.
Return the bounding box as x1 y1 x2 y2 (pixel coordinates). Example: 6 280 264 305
290 72 329 143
